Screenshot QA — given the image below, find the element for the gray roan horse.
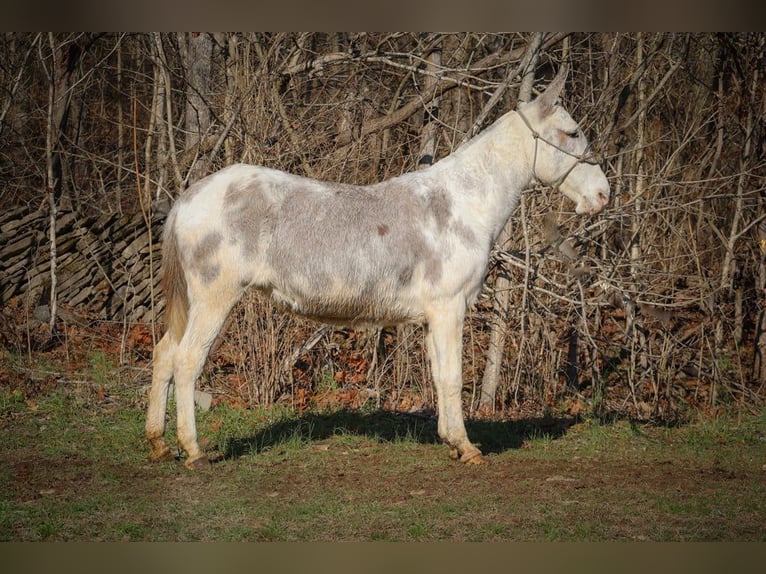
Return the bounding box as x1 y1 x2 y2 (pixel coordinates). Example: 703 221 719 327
146 67 609 469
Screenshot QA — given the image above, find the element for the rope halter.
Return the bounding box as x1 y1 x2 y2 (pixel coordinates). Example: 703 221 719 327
515 108 601 191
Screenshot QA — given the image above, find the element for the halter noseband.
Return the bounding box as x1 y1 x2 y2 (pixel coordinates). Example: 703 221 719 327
515 108 600 190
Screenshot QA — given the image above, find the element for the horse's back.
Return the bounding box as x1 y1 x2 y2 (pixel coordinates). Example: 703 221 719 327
165 161 490 326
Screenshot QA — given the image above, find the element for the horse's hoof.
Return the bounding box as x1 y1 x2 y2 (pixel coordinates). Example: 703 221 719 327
459 449 485 464
184 455 211 470
448 448 460 460
148 441 174 463
462 453 485 464
148 448 174 462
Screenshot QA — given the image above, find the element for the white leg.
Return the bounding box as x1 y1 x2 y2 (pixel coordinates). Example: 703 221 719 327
425 301 483 463
424 324 447 444
146 333 176 461
173 297 234 468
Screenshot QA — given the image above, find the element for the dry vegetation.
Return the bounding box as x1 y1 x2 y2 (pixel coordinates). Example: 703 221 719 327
1 32 765 423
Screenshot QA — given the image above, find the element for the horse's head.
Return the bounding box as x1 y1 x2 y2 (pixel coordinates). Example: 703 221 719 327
516 67 610 215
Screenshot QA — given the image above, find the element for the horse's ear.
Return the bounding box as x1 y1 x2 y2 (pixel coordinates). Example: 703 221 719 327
536 65 568 115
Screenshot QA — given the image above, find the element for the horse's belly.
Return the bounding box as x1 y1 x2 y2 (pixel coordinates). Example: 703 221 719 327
263 280 423 327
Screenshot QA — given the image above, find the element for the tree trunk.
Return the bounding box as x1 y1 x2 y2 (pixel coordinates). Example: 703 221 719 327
479 32 543 413
45 33 60 337
115 38 124 214
47 34 81 211
630 33 650 404
179 32 213 185
714 64 757 395
756 217 766 385
417 41 441 170
145 33 166 205
217 32 238 165
41 33 91 336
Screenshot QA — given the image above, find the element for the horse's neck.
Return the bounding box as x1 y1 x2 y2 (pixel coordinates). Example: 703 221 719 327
428 112 532 242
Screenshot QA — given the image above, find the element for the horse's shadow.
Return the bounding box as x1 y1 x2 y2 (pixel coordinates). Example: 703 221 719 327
220 409 576 461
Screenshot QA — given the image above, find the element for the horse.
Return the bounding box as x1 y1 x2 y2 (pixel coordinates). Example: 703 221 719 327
145 67 610 469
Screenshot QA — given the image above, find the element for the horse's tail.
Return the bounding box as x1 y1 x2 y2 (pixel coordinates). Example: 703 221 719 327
161 212 189 342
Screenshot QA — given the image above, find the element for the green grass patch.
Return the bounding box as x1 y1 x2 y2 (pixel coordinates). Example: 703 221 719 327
1 383 764 541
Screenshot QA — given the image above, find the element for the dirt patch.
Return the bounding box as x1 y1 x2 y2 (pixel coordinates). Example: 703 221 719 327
1 376 763 541
2 433 763 541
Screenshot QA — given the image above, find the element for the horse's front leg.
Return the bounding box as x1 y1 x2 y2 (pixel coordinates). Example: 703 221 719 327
425 301 483 464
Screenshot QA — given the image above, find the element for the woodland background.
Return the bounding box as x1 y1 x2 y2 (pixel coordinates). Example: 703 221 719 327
0 32 764 423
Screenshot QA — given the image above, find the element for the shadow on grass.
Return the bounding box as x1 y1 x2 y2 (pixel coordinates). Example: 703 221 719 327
221 409 577 462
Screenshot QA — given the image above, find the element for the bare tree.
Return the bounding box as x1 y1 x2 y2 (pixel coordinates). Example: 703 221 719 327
178 32 214 185
1 33 764 417
479 32 544 412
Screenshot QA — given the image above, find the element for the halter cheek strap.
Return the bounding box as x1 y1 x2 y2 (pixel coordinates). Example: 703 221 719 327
516 108 599 190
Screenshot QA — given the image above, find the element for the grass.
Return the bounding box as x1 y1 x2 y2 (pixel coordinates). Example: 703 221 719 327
0 372 764 541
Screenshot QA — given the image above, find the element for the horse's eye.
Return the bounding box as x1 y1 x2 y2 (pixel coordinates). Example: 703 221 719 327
566 129 580 139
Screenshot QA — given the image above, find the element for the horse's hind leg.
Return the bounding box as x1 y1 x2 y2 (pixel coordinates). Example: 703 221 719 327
146 332 177 462
174 295 237 469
